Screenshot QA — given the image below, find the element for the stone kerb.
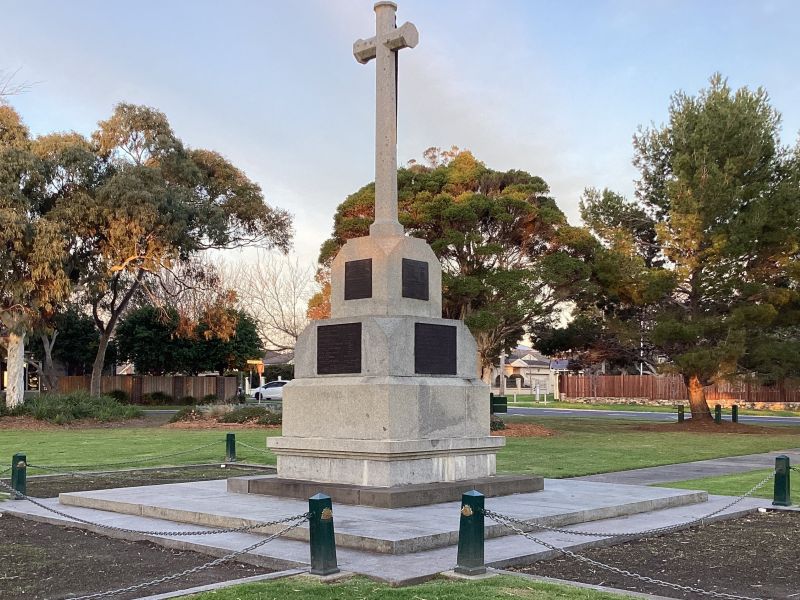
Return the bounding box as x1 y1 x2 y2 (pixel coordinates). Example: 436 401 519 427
330 234 442 319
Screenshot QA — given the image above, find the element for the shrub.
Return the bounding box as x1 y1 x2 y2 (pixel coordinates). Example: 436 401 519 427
200 394 218 404
20 392 143 424
218 406 271 424
140 391 174 406
169 406 203 423
256 411 282 426
177 395 197 406
490 414 506 431
107 389 130 403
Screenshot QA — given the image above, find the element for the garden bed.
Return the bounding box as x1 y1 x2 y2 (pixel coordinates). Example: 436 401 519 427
512 511 799 599
0 514 276 600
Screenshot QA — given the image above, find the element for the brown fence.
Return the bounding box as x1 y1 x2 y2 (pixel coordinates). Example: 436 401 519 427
58 375 237 404
560 375 800 404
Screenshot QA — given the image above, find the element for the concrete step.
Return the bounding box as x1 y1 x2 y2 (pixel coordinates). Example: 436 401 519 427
57 478 707 554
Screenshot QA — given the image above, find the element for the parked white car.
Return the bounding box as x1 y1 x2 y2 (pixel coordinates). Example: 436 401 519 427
252 380 288 401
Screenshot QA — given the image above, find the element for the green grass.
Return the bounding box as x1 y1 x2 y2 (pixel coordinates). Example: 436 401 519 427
660 468 799 500
189 575 632 600
504 399 800 417
0 429 279 474
497 417 800 478
2 416 798 479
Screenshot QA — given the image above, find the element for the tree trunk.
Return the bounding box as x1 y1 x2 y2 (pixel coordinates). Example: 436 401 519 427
5 331 26 408
90 330 112 397
687 374 712 420
40 332 59 392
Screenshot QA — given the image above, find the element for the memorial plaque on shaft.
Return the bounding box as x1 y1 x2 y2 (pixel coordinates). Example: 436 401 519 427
317 322 362 374
344 259 372 300
402 258 429 300
414 323 456 375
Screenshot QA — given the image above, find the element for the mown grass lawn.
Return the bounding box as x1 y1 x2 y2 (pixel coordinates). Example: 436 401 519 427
189 575 632 600
1 416 798 479
661 468 800 500
497 417 800 478
0 428 279 474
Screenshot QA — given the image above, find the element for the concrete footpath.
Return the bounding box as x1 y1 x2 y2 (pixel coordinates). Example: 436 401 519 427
576 448 800 485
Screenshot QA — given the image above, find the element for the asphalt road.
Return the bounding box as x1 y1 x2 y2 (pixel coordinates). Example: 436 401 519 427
506 406 800 426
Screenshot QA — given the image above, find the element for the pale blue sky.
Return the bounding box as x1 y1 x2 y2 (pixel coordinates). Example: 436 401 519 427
2 0 798 264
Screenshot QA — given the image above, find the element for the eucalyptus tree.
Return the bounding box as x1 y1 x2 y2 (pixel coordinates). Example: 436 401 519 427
0 106 72 406
51 103 293 395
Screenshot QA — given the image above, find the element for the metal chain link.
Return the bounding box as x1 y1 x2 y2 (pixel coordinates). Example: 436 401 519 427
0 478 308 537
236 440 272 455
484 510 768 600
25 440 222 472
66 515 309 600
790 465 800 474
486 471 775 540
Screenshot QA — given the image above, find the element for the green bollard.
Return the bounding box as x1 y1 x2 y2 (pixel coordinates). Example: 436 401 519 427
455 490 486 575
731 405 739 423
773 456 791 507
225 433 236 462
308 493 339 576
677 404 685 423
11 453 26 499
714 404 722 424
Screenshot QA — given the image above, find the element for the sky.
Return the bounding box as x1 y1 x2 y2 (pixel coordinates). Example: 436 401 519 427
2 0 799 266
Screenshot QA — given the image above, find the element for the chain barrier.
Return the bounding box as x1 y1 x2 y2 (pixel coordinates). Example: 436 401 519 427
0 478 307 537
790 465 800 474
23 440 222 472
484 509 768 600
67 514 309 600
487 471 776 540
236 440 272 455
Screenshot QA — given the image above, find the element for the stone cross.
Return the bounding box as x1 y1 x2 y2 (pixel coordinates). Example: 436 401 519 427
354 1 418 238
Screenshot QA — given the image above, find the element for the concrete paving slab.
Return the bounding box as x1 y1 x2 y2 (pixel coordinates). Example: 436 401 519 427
57 478 707 554
577 449 800 485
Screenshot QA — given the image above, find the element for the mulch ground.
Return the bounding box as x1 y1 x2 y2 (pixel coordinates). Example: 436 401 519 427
513 511 800 599
636 420 800 434
493 422 557 437
165 420 281 430
0 514 276 600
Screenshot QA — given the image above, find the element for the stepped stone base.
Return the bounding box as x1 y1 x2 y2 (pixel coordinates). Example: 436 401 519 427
228 474 544 508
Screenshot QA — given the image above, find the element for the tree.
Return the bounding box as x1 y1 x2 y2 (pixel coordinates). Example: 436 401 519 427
32 308 101 389
48 103 293 395
318 149 588 376
197 309 263 375
227 251 317 351
564 75 800 419
0 106 72 407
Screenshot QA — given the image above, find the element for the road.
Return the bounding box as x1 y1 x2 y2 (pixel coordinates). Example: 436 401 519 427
506 406 800 426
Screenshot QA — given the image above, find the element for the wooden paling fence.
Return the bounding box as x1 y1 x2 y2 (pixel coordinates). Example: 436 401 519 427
560 375 800 404
58 375 237 404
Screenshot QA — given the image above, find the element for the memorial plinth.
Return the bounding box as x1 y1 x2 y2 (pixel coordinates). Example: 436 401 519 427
238 1 543 505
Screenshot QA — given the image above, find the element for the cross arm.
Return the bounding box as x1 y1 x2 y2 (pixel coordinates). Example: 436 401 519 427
353 22 419 64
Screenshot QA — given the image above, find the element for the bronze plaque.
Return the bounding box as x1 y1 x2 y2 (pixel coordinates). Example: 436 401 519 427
317 323 362 374
402 258 429 301
414 323 457 375
344 259 372 300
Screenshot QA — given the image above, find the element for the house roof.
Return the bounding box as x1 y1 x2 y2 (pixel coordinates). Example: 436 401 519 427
263 350 294 365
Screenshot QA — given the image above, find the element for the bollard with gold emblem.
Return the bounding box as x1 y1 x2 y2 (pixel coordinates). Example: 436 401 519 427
308 493 340 575
455 489 486 575
11 453 26 499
